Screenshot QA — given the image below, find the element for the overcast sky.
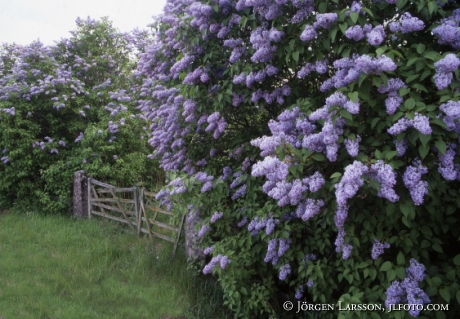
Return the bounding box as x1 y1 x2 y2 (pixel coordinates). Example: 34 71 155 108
0 0 168 45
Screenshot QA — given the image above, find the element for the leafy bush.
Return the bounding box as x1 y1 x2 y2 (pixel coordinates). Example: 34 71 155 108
139 0 460 318
0 17 162 213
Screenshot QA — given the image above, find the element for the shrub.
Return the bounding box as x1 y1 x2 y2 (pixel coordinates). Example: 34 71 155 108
141 0 460 318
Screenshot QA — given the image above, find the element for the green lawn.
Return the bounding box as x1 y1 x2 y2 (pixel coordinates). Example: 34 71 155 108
0 211 196 319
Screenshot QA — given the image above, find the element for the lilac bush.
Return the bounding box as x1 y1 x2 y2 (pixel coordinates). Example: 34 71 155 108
138 0 460 318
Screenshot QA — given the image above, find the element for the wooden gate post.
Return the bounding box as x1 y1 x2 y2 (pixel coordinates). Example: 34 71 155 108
73 170 89 218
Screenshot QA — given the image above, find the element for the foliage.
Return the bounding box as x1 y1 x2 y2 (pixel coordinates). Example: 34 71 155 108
139 0 460 318
0 17 162 213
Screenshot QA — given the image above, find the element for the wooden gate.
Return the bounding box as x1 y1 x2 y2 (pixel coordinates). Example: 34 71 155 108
87 178 140 232
138 188 185 256
87 178 184 255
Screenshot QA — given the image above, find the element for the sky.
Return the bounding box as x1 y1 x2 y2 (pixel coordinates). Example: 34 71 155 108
0 0 168 45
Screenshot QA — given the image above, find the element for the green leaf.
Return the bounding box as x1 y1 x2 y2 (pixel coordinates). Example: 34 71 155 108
330 172 342 179
376 46 388 56
399 88 411 96
435 139 447 154
439 287 450 302
431 118 449 129
412 83 428 92
350 12 359 24
453 254 460 266
318 1 327 13
348 91 359 103
292 51 299 62
432 243 443 253
428 1 438 14
339 23 348 35
419 144 430 159
397 0 408 9
406 57 419 67
419 133 431 146
400 200 415 219
380 261 392 272
396 267 406 279
397 252 405 265
406 74 419 83
385 151 398 161
404 98 416 110
416 43 426 55
371 118 380 129
423 51 439 61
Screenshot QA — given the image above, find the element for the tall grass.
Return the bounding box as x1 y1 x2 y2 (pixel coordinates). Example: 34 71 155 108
0 211 229 319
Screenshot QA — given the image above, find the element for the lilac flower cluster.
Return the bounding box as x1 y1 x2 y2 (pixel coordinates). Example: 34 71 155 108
205 112 227 139
347 1 366 16
433 9 460 50
203 255 232 274
264 237 291 265
279 264 291 280
321 54 396 92
344 136 361 157
378 78 407 114
388 114 432 136
433 54 460 90
210 211 224 223
403 159 429 205
198 224 212 238
440 100 460 133
437 145 458 181
297 60 328 78
248 213 280 236
371 239 391 259
249 27 285 63
369 160 400 202
385 259 430 317
389 13 425 34
291 0 314 24
394 139 409 156
300 13 338 42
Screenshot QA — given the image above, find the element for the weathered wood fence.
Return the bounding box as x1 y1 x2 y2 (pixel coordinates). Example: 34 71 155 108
86 176 185 255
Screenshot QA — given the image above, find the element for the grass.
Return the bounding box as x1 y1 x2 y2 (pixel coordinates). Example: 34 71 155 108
0 210 230 319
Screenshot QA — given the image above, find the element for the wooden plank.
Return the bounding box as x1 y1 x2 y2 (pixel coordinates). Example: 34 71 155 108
91 179 116 189
91 210 137 227
92 185 108 216
173 214 186 256
144 204 174 216
138 228 175 243
139 189 153 238
88 177 92 220
89 202 137 216
143 190 157 197
114 187 136 193
90 198 135 204
140 216 178 232
110 187 135 231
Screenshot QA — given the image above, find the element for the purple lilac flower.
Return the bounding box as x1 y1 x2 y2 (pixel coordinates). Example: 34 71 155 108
412 113 432 135
75 132 84 143
204 246 214 255
315 13 338 29
231 184 247 200
385 259 430 317
300 25 317 41
237 216 249 227
295 286 304 299
279 264 291 280
264 238 279 265
210 211 224 223
403 159 429 205
433 54 460 90
278 238 291 257
344 136 361 157
369 160 400 202
335 161 369 206
394 139 409 156
437 146 457 180
346 25 365 41
201 181 213 193
371 239 391 259
367 25 386 46
198 224 212 238
389 13 425 34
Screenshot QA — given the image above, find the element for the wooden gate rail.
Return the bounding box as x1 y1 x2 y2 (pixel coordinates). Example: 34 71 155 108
87 178 184 255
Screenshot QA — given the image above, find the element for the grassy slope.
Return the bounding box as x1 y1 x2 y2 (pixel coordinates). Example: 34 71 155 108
0 211 194 319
